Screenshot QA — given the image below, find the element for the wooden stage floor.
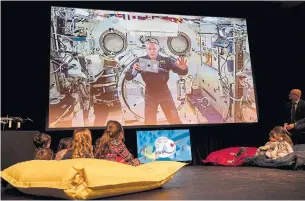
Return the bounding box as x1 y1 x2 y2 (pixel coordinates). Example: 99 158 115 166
2 166 305 200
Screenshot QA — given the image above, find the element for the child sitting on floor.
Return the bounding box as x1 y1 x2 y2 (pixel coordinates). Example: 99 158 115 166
32 132 52 159
268 127 293 159
255 129 279 157
35 148 54 160
62 128 94 160
94 120 141 166
55 137 73 160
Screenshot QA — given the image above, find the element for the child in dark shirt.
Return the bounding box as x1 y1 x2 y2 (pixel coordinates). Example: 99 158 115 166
55 137 73 160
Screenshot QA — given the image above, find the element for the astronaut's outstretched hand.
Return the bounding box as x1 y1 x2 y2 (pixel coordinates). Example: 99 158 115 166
176 56 188 70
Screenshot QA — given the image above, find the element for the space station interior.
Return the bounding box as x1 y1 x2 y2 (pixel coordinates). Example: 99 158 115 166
49 7 258 128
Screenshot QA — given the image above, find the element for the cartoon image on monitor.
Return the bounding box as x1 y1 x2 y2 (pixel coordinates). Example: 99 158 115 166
136 129 192 163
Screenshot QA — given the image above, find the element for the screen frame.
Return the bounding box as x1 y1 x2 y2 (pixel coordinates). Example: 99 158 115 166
46 6 259 131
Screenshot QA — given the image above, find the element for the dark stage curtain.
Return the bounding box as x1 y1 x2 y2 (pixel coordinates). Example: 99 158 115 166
1 131 38 170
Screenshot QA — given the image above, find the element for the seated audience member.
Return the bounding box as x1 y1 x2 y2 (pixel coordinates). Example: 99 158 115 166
62 128 94 160
255 129 279 157
32 132 52 157
94 120 141 166
268 126 294 159
284 89 305 125
34 148 54 160
55 137 73 160
284 89 305 144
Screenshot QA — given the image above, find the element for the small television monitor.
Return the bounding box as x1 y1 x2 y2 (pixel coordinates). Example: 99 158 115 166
136 129 192 163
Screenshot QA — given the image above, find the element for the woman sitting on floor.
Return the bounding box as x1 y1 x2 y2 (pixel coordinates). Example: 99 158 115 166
55 137 73 160
94 120 141 166
62 128 94 160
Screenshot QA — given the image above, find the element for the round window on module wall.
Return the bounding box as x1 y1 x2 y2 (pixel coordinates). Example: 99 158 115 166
167 32 191 56
99 28 127 56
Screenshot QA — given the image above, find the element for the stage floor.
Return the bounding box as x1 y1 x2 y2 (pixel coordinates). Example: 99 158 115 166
2 166 305 200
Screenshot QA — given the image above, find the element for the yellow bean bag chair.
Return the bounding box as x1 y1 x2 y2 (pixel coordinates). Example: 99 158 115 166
1 159 186 200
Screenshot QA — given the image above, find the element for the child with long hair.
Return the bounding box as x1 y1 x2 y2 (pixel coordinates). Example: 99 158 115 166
273 126 293 146
55 137 73 160
269 126 294 159
94 120 141 166
32 132 52 159
62 128 94 160
259 126 294 159
255 129 279 157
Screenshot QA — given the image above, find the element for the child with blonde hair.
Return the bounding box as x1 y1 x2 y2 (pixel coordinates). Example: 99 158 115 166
62 128 94 160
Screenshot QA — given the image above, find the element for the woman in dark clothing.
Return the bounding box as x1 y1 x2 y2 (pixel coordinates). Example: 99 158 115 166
62 128 94 160
94 120 141 166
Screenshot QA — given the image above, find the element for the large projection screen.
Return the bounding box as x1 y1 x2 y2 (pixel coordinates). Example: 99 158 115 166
48 6 258 129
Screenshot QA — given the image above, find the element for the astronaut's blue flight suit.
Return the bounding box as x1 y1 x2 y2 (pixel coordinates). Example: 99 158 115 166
125 55 188 125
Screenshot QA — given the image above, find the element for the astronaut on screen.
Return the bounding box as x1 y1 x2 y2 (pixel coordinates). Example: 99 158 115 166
125 39 188 125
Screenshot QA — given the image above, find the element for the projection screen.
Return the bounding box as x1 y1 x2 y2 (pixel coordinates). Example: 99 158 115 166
48 6 258 129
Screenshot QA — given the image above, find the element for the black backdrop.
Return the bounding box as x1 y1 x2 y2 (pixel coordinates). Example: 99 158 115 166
1 1 305 164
